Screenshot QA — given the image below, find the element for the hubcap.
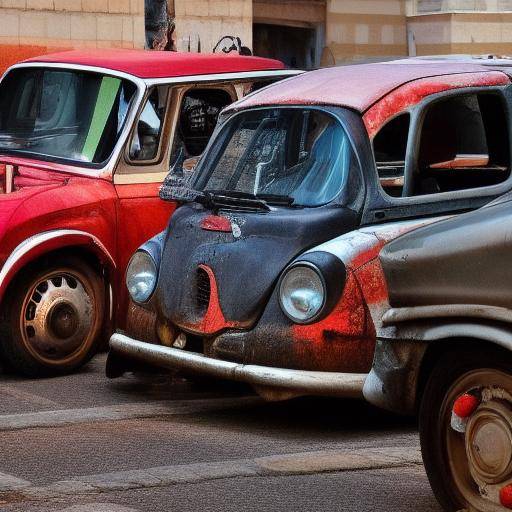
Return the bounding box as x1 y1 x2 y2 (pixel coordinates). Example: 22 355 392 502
21 273 94 363
443 370 512 511
466 402 512 484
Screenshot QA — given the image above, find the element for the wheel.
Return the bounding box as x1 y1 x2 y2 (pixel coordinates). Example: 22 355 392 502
0 256 105 376
419 346 512 512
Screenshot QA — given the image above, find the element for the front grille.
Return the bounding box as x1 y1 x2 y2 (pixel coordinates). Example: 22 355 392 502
196 267 211 315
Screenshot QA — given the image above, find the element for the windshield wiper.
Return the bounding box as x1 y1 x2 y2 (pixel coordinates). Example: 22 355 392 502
207 190 295 207
255 193 295 206
199 191 271 212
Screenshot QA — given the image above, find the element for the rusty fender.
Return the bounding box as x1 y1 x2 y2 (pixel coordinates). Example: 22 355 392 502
110 333 367 398
363 338 428 415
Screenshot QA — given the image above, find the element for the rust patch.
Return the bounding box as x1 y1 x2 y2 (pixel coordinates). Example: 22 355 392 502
354 258 389 306
290 271 375 372
364 71 510 138
0 491 27 505
125 300 158 343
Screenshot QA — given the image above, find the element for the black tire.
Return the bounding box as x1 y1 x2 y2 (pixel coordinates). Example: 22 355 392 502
0 256 105 377
419 345 512 512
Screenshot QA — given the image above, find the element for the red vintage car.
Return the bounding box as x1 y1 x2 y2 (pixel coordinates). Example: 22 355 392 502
0 49 294 376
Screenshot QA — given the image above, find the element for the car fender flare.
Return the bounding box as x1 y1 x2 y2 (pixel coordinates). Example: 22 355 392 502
364 320 512 415
0 229 116 302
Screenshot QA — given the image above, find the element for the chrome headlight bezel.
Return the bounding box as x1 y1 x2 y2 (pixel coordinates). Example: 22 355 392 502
278 262 327 324
126 250 158 304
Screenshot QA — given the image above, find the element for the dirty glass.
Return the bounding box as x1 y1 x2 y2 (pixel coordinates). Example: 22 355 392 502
0 68 137 165
194 108 354 207
169 88 233 171
129 87 167 161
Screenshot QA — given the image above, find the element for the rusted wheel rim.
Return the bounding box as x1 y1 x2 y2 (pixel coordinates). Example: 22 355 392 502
19 270 97 365
442 369 512 511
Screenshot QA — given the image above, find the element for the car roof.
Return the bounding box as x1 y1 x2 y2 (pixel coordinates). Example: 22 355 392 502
21 49 286 79
227 60 511 114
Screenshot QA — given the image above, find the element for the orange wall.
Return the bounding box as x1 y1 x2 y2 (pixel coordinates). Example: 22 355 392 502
0 44 70 75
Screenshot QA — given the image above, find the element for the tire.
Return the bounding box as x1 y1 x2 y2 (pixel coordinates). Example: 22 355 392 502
419 345 512 512
0 256 105 377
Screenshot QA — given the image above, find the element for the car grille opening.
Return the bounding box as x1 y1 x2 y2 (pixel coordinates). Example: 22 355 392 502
196 267 211 315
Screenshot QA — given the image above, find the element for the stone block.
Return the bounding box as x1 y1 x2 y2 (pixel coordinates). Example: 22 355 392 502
109 0 130 13
97 14 123 40
70 13 97 41
82 0 109 13
54 0 82 11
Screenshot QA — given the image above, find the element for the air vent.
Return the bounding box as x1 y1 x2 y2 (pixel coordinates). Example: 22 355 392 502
196 267 211 315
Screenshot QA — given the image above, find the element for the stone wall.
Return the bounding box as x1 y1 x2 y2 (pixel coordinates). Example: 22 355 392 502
0 0 145 72
173 0 252 54
325 0 408 64
408 11 512 55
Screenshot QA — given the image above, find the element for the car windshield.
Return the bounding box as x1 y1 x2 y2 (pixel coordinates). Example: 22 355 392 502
0 68 137 166
193 108 354 207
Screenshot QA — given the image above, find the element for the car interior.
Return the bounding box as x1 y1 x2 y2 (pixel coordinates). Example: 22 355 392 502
373 92 511 198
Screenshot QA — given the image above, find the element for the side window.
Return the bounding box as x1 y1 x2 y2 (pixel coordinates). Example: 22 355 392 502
129 86 168 161
170 88 233 171
409 93 510 196
373 113 410 197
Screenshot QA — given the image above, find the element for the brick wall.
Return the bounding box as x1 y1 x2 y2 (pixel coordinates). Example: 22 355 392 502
0 0 145 72
173 0 252 53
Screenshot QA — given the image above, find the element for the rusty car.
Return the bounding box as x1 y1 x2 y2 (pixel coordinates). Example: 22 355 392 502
363 194 512 511
109 58 512 400
0 49 295 376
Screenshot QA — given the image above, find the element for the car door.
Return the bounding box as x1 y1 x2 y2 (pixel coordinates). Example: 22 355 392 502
362 85 512 224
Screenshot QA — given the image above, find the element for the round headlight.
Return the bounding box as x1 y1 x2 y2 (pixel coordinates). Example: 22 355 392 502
279 264 326 323
126 250 158 304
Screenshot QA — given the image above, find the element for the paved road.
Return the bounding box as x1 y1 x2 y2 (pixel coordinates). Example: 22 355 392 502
0 355 441 512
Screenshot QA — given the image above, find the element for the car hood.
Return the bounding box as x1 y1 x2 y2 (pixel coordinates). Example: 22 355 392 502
0 164 69 237
156 202 358 335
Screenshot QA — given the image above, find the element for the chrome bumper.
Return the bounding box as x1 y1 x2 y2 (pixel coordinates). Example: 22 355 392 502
109 333 367 398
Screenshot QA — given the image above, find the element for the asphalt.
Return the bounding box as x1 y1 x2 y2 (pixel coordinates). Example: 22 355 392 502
0 354 441 512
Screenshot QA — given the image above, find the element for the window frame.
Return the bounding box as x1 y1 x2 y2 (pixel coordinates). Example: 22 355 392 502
0 65 143 171
363 85 512 224
191 104 365 209
125 85 173 166
119 82 238 175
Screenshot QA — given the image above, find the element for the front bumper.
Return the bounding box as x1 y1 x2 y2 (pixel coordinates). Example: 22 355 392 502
109 333 367 399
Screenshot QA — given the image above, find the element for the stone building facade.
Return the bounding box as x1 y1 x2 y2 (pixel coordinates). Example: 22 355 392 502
1 0 512 73
0 0 145 72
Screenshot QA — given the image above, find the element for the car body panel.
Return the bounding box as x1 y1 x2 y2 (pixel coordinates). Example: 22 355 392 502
109 60 512 398
364 196 512 414
226 62 510 115
0 50 292 365
25 49 286 79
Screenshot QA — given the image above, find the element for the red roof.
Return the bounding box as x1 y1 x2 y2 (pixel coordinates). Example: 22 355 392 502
23 49 285 79
229 61 511 113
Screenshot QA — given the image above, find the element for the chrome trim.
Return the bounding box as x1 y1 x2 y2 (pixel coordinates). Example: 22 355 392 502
1 62 147 180
383 304 512 325
5 164 14 193
110 333 367 398
0 229 115 287
145 69 303 87
278 261 327 325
